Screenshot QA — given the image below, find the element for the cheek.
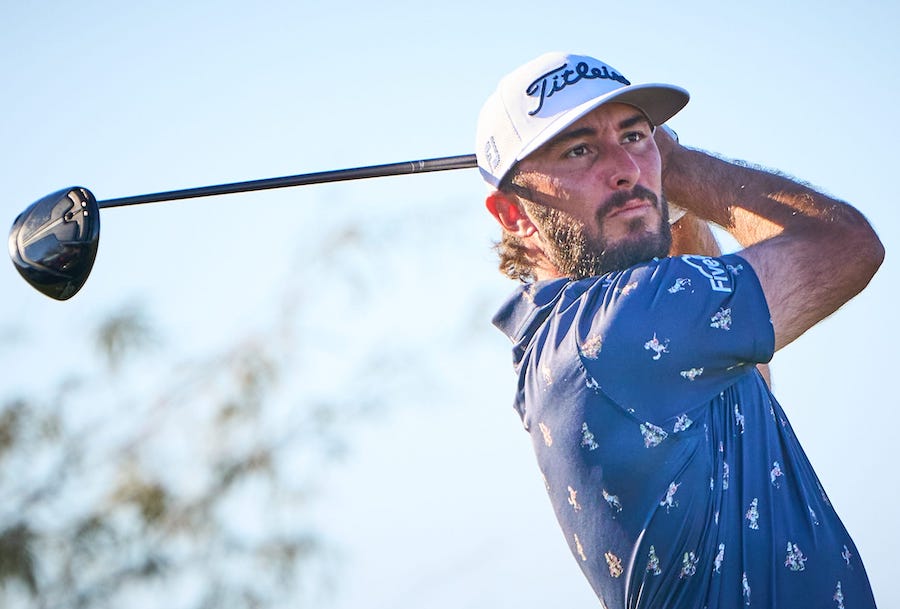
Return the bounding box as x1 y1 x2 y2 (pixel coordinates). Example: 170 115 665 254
640 155 663 191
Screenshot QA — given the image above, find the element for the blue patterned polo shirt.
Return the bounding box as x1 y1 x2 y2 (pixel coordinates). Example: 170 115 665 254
493 254 877 609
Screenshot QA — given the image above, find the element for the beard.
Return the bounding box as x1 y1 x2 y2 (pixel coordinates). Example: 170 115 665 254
524 184 673 280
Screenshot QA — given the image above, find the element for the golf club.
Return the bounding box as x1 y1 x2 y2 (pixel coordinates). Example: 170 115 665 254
9 154 477 301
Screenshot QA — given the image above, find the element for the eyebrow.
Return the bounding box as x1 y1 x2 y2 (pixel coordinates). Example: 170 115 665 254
618 113 652 130
545 112 652 150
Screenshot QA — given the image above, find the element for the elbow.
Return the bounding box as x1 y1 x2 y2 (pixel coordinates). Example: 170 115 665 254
847 220 885 291
859 218 885 277
869 231 886 274
865 233 885 285
816 204 885 297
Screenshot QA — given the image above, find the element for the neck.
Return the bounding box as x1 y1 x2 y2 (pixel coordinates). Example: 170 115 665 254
532 256 565 281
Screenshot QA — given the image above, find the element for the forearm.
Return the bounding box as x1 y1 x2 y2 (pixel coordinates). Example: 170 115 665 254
668 212 721 257
661 140 884 350
662 145 875 249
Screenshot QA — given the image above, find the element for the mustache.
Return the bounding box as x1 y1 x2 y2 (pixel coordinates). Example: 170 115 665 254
597 184 660 221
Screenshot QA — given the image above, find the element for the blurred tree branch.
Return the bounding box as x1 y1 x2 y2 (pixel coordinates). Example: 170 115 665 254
0 221 397 609
0 197 499 609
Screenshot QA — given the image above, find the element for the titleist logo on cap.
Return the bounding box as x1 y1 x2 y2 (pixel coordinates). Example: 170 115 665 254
525 61 631 116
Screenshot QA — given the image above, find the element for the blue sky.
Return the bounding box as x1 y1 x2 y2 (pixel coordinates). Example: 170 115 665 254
2 1 898 607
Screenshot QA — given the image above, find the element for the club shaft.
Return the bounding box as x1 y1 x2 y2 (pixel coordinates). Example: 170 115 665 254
97 154 478 209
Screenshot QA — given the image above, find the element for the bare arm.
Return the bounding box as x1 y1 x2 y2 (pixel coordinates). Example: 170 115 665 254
658 126 722 258
669 211 722 257
658 133 884 352
662 125 725 258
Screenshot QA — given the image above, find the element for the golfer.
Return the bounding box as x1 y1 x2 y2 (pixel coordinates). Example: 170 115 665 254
477 52 882 608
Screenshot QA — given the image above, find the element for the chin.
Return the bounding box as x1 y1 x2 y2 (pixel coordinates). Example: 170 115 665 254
605 236 670 271
573 223 672 279
609 217 671 260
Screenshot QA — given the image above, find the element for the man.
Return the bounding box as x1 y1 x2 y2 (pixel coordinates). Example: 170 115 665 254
477 52 883 608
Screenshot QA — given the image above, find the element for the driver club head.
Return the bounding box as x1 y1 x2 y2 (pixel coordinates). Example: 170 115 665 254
8 187 100 300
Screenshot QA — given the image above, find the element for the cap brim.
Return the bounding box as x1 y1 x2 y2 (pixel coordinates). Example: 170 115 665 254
516 83 689 162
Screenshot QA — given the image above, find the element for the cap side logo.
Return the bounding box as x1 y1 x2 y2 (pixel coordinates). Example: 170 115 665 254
484 137 501 171
525 61 631 116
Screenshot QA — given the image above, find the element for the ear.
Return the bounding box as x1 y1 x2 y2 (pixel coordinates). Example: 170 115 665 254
485 191 537 237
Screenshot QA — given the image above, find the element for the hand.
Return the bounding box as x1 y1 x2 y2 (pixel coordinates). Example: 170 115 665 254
655 125 685 223
654 124 680 171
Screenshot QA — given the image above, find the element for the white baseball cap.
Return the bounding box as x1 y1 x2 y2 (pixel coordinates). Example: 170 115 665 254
476 52 690 188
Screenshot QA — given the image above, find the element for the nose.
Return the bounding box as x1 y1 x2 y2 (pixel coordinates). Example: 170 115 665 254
601 144 641 190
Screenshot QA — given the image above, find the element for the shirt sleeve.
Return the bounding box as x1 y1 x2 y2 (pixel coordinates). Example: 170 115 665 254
574 254 774 418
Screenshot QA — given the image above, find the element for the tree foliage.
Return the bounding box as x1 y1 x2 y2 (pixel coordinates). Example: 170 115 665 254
0 220 401 609
1 194 501 609
0 312 348 609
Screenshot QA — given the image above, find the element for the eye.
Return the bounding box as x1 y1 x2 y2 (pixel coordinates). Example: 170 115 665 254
622 131 647 144
564 144 591 159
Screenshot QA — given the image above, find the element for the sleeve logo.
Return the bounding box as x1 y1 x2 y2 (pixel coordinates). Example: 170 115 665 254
680 255 733 293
